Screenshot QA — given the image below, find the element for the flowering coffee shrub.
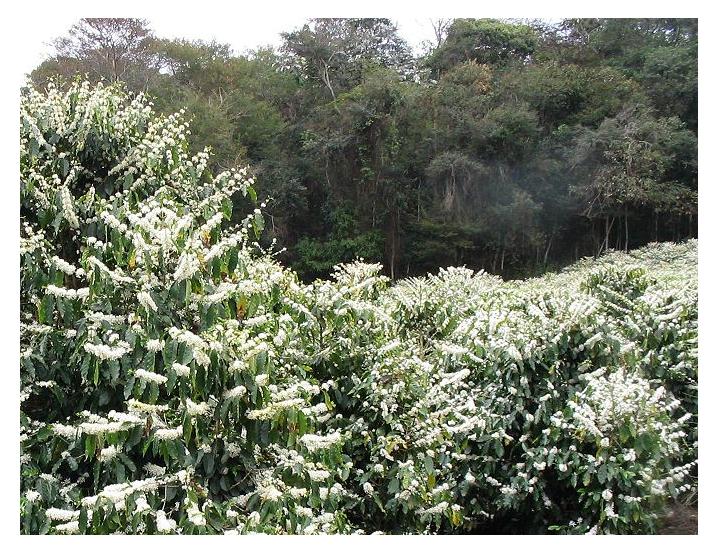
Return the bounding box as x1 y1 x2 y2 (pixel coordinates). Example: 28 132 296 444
20 82 697 535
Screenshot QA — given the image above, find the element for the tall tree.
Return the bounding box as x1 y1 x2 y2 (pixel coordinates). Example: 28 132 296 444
281 18 413 100
33 18 160 91
427 19 538 74
569 104 697 252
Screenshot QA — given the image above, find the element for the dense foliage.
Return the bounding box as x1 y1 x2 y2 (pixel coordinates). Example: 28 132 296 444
31 17 697 281
21 83 697 534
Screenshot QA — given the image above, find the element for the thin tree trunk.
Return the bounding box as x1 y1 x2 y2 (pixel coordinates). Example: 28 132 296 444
616 218 621 250
624 207 629 252
591 220 599 257
654 211 659 242
386 207 399 281
321 64 336 100
601 216 614 255
604 216 610 252
544 235 553 266
417 179 421 222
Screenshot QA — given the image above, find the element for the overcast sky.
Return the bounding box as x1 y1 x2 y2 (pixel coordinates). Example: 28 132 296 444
18 16 441 77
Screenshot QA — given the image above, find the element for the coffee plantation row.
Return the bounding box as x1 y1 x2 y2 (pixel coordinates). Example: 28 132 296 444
20 82 698 535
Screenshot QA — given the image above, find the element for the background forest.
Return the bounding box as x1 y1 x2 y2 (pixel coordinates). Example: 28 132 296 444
30 17 698 281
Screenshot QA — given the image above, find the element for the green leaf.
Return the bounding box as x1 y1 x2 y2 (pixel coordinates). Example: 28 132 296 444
115 461 126 482
79 507 88 534
108 360 120 383
298 411 308 436
38 295 53 324
597 465 608 484
183 415 193 444
163 339 178 366
424 455 434 474
148 382 160 404
203 454 215 475
85 434 96 460
220 399 232 420
179 344 193 365
119 453 137 473
494 441 504 458
124 376 136 399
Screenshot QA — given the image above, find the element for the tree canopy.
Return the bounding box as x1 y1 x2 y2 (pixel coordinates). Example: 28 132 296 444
30 17 698 281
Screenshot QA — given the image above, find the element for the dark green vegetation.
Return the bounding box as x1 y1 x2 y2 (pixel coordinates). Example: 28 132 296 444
31 18 697 281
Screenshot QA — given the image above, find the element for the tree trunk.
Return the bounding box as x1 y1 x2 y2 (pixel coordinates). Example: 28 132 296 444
616 217 622 250
544 235 553 266
600 216 614 256
385 207 400 281
321 64 336 100
654 211 659 242
417 179 421 223
604 216 610 252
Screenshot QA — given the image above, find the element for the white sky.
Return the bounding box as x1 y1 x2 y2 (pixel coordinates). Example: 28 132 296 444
17 15 441 77
9 0 706 78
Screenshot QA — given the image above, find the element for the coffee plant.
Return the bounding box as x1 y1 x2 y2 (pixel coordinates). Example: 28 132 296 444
20 82 697 535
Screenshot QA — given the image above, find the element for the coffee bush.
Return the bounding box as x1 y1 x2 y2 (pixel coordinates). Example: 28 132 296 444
20 82 697 534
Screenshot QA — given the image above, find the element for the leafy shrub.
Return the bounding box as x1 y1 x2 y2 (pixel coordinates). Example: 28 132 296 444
20 82 697 534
